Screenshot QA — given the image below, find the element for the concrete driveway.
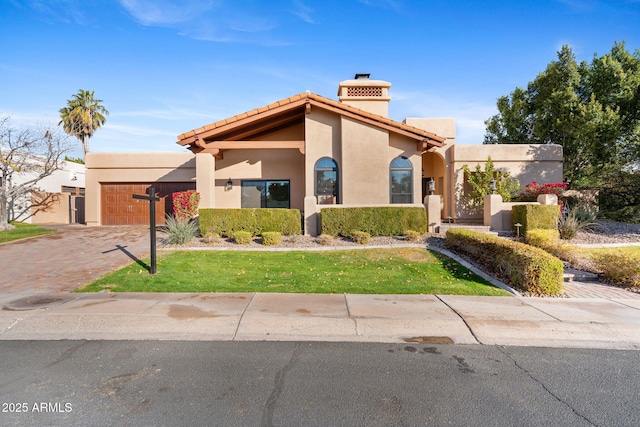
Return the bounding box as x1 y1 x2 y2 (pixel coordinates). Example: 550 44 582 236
0 225 154 295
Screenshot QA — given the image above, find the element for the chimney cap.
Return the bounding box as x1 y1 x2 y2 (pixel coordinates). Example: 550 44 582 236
354 73 370 80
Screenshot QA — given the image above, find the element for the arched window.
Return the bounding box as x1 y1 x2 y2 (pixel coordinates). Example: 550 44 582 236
390 156 413 203
315 157 338 204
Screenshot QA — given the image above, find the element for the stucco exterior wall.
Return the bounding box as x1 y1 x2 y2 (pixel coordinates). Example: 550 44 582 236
85 152 196 226
304 109 341 203
340 117 390 204
214 149 305 210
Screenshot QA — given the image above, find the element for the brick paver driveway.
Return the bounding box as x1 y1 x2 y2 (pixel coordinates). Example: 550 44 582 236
0 225 154 295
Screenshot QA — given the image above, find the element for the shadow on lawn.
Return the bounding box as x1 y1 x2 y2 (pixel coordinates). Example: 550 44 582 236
428 249 490 284
102 244 150 272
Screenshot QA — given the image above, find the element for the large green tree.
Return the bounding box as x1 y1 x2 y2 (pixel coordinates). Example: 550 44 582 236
484 42 640 190
59 89 109 156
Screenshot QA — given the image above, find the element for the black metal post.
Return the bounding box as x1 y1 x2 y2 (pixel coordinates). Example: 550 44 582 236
132 187 160 274
148 187 157 274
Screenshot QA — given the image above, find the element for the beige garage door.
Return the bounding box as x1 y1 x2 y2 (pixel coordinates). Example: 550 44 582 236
101 182 196 225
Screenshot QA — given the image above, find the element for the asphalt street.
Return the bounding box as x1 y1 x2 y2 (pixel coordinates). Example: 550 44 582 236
1 341 638 426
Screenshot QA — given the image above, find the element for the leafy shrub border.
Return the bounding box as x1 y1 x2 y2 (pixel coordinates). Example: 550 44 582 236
320 207 426 237
445 229 564 296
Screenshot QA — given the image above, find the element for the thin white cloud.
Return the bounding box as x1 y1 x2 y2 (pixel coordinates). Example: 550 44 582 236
290 0 315 23
10 0 89 25
357 0 403 11
118 0 218 25
228 16 278 33
554 0 598 12
117 0 289 45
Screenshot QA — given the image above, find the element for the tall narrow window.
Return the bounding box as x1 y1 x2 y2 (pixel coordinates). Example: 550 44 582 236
315 157 338 204
241 180 290 208
390 156 413 203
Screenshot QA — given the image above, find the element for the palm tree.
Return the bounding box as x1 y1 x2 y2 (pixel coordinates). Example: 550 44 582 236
59 90 109 156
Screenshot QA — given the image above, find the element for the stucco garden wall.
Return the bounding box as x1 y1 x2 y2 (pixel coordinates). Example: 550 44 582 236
451 144 563 222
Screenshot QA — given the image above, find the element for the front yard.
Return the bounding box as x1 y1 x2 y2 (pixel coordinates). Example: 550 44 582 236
77 248 509 296
0 222 56 243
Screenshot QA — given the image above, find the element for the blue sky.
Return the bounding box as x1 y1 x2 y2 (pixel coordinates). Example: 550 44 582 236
1 0 639 157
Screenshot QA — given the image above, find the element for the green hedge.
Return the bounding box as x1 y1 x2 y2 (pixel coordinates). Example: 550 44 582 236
199 208 301 237
512 204 560 236
444 229 564 296
320 207 426 237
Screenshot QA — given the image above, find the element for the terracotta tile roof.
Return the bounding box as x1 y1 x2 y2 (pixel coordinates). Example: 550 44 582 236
177 92 445 147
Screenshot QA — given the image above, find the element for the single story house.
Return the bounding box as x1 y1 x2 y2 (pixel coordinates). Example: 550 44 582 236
85 75 562 233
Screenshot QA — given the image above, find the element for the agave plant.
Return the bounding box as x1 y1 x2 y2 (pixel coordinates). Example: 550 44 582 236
559 207 598 240
164 215 198 245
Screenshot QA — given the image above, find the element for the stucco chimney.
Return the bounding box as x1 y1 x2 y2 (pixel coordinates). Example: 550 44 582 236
338 74 391 117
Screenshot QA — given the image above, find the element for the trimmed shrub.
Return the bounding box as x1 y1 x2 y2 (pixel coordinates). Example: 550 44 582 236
261 231 282 246
403 230 422 243
164 215 198 245
525 228 560 247
202 232 222 244
591 252 640 289
351 230 371 245
199 208 301 237
320 207 426 237
317 234 334 246
512 204 560 236
445 229 564 296
232 231 253 245
525 228 589 270
527 229 640 289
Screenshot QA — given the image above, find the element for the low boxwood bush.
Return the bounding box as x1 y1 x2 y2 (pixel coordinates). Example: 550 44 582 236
199 208 301 237
317 234 334 246
403 230 422 243
232 231 253 245
445 229 564 296
202 232 222 245
351 230 371 245
512 204 560 236
525 228 560 247
261 231 282 246
525 229 588 270
320 207 426 237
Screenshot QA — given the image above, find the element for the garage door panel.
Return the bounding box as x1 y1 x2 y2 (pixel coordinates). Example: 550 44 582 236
101 182 196 225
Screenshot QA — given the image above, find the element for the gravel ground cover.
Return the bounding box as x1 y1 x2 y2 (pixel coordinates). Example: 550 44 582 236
568 220 640 245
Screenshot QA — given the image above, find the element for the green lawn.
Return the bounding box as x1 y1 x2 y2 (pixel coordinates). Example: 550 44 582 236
77 248 508 295
584 246 640 256
0 222 56 244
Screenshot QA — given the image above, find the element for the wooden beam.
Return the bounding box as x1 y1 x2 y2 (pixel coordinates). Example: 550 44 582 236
201 148 223 159
206 141 305 151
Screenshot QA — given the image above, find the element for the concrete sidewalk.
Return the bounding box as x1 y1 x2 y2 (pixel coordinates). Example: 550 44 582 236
1 292 639 350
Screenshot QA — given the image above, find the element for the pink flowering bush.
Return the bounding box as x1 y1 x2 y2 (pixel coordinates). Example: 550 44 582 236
172 190 200 220
514 181 567 202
